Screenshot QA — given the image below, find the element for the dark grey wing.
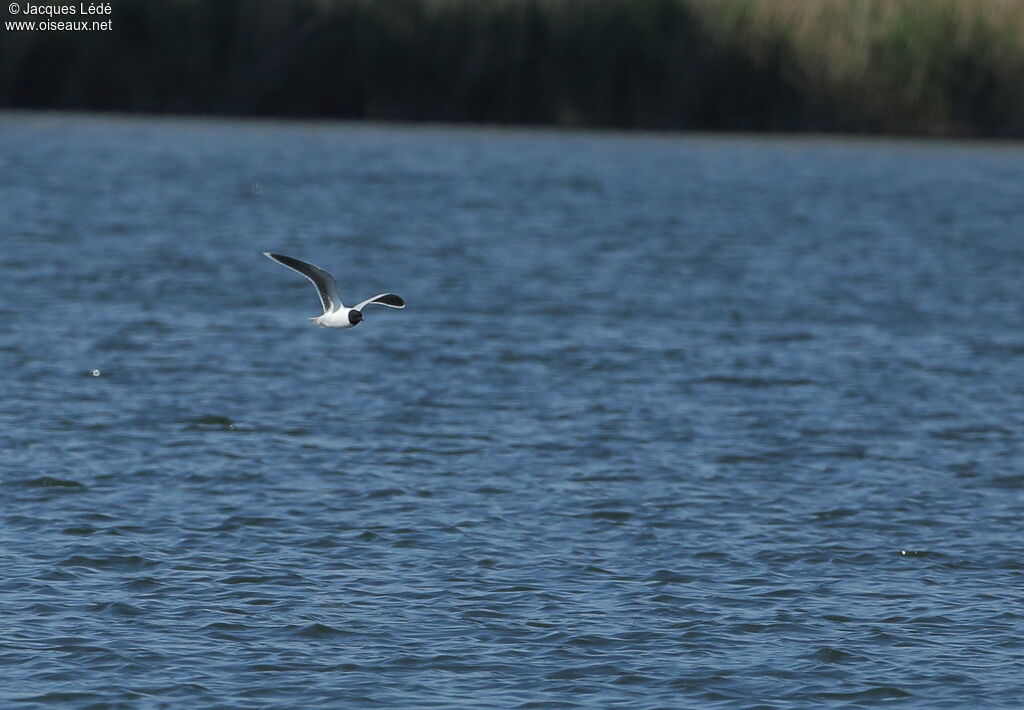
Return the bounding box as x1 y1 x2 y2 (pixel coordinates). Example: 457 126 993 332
352 293 406 311
263 252 342 313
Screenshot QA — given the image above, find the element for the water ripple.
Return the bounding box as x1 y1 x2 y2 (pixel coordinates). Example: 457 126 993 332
2 115 1023 709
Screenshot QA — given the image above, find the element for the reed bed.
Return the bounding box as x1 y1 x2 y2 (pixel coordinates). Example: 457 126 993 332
2 0 1022 136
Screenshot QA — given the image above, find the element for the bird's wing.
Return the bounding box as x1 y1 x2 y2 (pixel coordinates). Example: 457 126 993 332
352 293 406 311
263 252 343 313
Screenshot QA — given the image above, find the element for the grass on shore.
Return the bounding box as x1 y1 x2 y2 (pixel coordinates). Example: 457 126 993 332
2 0 1023 136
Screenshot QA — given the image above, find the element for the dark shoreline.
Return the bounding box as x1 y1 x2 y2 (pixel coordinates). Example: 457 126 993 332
3 0 1022 138
9 108 1024 150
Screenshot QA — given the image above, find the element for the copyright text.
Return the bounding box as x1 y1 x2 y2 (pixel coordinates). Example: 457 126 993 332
6 3 113 30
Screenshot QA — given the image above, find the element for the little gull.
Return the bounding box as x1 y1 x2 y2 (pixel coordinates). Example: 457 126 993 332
263 252 405 329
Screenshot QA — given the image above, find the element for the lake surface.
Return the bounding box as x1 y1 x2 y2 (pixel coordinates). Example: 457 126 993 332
2 112 1023 708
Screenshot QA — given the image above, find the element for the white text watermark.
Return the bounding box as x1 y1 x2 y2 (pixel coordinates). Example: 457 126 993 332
6 3 112 31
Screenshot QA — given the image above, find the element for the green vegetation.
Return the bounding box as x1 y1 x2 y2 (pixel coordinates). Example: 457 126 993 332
2 0 1023 136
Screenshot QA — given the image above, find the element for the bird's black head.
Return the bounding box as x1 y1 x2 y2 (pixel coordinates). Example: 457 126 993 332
348 310 363 326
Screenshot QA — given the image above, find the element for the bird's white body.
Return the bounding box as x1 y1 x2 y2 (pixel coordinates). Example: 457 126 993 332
263 252 405 330
310 307 360 329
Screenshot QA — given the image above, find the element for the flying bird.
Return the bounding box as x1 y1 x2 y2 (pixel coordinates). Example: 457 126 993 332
263 252 405 329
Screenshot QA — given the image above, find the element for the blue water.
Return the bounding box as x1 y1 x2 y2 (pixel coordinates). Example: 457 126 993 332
2 112 1024 708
